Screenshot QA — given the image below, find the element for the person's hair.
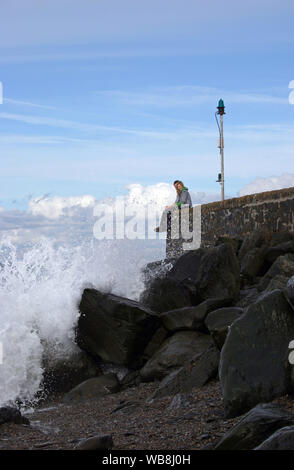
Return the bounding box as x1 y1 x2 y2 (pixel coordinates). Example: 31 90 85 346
173 180 184 186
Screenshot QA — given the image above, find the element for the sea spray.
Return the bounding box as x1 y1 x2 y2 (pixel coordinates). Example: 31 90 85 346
0 235 164 407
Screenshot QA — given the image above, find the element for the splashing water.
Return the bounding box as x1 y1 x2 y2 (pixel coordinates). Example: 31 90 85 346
0 234 165 408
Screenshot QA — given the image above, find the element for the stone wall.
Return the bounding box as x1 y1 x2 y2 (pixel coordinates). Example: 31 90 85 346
200 186 294 248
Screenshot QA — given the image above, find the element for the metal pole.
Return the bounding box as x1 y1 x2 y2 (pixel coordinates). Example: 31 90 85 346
220 114 225 202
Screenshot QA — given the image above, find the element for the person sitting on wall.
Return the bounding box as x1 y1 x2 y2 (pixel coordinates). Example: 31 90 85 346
155 180 192 232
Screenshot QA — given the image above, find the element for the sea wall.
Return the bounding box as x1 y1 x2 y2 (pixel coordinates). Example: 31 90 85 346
201 186 294 248
165 186 294 256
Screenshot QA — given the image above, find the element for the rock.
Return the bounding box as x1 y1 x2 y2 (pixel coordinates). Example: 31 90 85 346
41 350 101 395
148 343 220 400
140 331 213 382
111 401 139 414
235 287 260 309
265 241 294 266
0 407 30 426
160 298 233 333
240 246 268 284
254 425 294 450
119 370 141 390
168 243 240 303
75 434 113 450
139 277 197 313
287 275 294 305
143 327 169 359
142 259 176 285
77 288 159 365
238 231 271 262
62 374 120 404
167 393 191 411
204 307 244 349
215 403 294 450
219 289 294 418
258 253 294 292
215 236 242 255
264 274 290 293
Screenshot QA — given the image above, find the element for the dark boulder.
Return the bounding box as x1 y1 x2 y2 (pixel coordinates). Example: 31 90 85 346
140 331 213 382
254 425 294 450
215 403 294 450
205 307 244 349
147 343 220 400
159 297 233 333
139 277 197 313
41 350 101 395
257 253 294 292
62 374 120 404
219 289 294 418
0 407 29 426
168 243 240 303
77 288 159 366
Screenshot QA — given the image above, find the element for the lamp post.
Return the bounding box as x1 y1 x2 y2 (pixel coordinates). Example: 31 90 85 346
215 99 225 202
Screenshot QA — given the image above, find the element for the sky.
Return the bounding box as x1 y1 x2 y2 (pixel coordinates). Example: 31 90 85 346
0 0 294 238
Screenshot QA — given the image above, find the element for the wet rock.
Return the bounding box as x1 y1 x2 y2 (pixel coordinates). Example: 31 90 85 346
77 288 159 365
140 331 213 382
215 403 294 450
160 298 233 333
168 243 240 303
257 253 294 292
75 434 113 450
148 343 220 400
62 374 120 404
219 289 294 418
0 407 30 426
255 425 294 450
139 277 197 313
204 307 244 349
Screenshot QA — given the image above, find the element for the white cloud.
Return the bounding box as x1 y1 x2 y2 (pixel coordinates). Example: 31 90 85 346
238 173 294 196
28 194 96 219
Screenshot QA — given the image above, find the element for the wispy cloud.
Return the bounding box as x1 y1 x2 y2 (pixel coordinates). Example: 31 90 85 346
4 98 56 110
95 86 288 108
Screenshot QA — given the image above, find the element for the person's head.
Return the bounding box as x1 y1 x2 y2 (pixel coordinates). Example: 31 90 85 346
173 180 184 192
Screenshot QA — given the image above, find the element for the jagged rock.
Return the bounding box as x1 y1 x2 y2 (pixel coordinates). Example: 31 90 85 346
0 407 30 426
215 236 242 255
265 241 294 266
77 288 159 365
254 425 294 450
159 298 233 333
238 230 271 262
75 434 113 450
235 287 260 309
119 370 141 390
204 307 244 349
147 344 220 400
219 289 294 418
167 243 240 303
240 246 268 284
264 274 290 293
41 350 101 395
143 327 169 359
258 253 294 292
62 374 120 404
140 331 213 382
287 275 294 306
139 277 197 313
215 403 294 450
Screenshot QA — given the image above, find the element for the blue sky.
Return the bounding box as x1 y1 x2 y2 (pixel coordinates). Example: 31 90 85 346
0 0 294 211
